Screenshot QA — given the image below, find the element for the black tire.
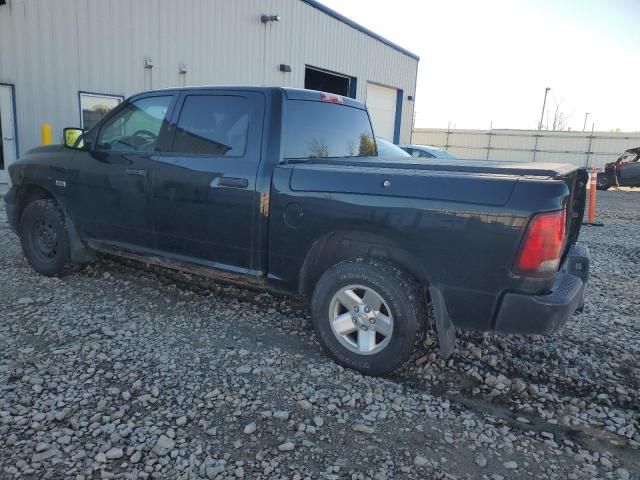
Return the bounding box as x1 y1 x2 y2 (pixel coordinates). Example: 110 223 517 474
596 173 611 191
18 199 71 276
310 258 425 376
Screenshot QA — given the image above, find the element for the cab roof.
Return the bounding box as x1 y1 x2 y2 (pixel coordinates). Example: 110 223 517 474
130 86 365 110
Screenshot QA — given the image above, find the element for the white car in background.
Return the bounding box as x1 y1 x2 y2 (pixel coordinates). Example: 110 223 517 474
376 137 411 157
399 144 457 159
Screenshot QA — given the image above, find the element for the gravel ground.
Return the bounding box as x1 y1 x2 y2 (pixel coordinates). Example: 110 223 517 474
0 190 638 480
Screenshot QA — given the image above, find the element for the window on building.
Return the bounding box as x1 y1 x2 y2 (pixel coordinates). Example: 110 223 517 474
305 67 351 97
171 95 249 157
283 100 376 159
96 96 172 152
80 93 123 130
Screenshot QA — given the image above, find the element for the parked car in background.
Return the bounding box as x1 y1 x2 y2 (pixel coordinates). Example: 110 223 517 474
597 146 640 190
399 144 457 159
6 87 590 376
376 137 411 157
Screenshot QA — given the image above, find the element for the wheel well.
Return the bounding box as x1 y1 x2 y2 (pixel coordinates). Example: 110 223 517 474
15 185 56 220
13 184 94 264
299 230 430 296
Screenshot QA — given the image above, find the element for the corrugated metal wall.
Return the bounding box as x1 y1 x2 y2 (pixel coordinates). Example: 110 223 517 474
412 128 640 169
0 0 418 157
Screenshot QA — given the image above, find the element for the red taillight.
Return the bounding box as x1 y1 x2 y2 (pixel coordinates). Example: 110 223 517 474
514 209 566 277
320 92 343 104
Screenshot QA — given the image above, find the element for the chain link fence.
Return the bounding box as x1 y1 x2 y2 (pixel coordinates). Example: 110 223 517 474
411 128 640 169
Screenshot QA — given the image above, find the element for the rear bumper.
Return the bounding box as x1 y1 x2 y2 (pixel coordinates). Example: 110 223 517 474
493 242 590 335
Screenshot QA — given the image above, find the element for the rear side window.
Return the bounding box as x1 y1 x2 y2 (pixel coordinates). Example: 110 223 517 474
172 95 249 157
414 150 434 158
283 100 376 159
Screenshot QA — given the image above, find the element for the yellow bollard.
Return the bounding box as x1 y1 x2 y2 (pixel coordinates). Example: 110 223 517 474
41 123 52 145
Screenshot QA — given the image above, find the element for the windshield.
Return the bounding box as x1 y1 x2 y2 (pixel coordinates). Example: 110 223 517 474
620 149 640 162
376 137 411 157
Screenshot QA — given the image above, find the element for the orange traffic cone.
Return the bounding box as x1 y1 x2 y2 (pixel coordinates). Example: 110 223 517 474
583 166 603 227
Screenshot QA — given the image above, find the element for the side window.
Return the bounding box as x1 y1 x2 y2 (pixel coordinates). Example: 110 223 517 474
172 95 249 157
418 150 435 158
97 96 172 152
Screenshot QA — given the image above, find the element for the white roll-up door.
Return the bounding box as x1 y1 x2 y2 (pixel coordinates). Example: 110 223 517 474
366 83 397 141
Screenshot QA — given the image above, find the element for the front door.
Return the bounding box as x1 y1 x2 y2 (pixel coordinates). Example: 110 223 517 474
86 93 176 248
0 84 17 184
152 90 265 272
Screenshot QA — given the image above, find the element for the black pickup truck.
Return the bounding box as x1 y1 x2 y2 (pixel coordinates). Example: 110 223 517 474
5 87 590 375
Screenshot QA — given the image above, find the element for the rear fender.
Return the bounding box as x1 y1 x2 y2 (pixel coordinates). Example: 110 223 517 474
298 229 430 296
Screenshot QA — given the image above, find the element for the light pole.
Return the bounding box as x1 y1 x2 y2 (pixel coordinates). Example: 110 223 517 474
583 112 590 131
539 87 551 131
533 87 550 162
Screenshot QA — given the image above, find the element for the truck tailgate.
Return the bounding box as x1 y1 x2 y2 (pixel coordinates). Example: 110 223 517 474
563 167 589 248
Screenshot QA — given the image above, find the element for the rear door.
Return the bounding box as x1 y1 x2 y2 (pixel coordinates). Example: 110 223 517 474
87 93 176 248
151 90 265 271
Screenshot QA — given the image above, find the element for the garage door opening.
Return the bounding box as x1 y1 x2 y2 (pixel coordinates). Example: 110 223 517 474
305 67 352 97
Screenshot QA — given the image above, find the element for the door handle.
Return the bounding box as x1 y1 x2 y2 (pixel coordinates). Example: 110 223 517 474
213 177 249 189
125 168 147 177
3 137 14 141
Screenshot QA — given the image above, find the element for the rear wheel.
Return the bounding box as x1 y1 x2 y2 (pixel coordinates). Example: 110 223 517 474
18 199 70 276
311 258 424 376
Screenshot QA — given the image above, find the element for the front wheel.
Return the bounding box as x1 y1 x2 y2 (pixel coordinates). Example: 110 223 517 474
596 173 611 190
311 258 425 376
18 199 71 276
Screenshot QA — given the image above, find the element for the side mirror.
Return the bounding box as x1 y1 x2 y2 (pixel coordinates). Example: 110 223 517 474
63 127 85 149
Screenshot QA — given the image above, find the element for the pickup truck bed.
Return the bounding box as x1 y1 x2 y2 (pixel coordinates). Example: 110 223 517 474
5 86 590 376
269 155 588 335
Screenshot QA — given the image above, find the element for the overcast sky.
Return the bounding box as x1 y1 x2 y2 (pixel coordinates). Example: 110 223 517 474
319 0 640 132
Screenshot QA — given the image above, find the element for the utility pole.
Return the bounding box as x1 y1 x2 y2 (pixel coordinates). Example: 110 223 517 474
585 122 595 168
583 112 590 131
486 120 493 160
445 121 451 150
533 87 551 162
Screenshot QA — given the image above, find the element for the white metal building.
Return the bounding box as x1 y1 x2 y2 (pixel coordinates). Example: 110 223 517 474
0 0 419 183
